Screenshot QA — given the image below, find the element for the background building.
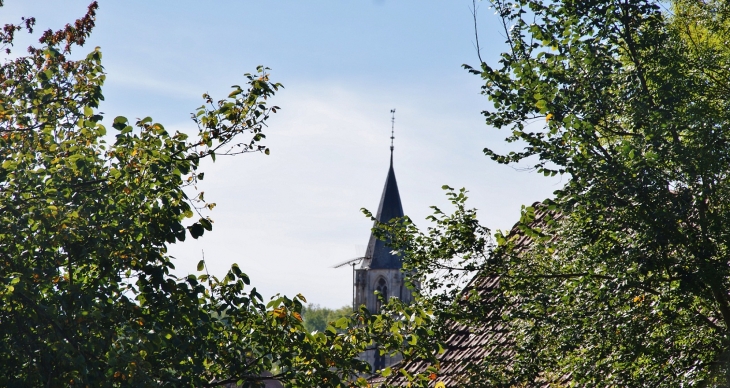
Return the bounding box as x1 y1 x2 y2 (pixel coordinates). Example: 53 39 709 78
355 144 415 372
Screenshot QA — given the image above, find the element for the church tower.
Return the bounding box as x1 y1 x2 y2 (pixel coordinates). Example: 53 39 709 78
354 153 413 312
354 110 414 372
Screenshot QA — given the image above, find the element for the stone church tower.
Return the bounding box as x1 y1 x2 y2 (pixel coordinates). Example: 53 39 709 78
354 126 414 372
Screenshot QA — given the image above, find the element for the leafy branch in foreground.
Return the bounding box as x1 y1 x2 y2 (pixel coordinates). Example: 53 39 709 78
0 3 432 387
370 0 730 384
377 0 730 386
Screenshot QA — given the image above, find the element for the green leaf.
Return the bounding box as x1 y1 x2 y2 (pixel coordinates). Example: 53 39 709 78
112 116 128 131
231 263 242 276
199 218 213 231
1 160 17 171
334 317 349 329
188 223 205 239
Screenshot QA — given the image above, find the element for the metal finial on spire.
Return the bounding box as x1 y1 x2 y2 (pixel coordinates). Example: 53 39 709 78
390 109 396 154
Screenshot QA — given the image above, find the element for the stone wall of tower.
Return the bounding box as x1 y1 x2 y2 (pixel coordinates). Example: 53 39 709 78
354 268 413 313
354 267 414 372
353 142 411 374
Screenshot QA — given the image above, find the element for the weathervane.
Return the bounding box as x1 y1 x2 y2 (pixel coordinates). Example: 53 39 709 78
390 108 396 155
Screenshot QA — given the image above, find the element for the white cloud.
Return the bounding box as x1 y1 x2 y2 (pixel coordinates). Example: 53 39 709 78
166 80 560 308
105 71 203 100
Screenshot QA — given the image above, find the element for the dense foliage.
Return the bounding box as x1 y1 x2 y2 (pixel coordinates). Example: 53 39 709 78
0 4 437 387
475 0 730 384
378 0 730 386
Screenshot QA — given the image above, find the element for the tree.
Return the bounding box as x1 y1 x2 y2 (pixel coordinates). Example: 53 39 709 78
0 4 436 387
379 0 730 386
301 305 352 333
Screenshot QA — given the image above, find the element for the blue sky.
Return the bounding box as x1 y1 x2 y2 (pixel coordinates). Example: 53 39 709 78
5 1 560 307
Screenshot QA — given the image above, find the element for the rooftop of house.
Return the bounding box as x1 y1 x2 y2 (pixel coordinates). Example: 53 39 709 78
375 203 565 387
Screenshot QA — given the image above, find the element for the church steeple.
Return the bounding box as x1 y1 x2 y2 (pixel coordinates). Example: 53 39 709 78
362 109 404 269
354 109 412 373
362 156 404 269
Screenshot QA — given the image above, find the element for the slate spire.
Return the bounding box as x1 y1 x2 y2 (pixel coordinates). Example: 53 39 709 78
363 110 404 269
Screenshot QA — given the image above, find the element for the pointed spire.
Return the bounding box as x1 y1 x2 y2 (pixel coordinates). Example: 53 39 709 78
362 110 404 269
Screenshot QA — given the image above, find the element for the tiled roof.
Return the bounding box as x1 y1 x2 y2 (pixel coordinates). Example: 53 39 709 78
378 203 562 387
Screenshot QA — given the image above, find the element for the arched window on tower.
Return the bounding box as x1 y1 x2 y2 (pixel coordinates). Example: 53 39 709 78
375 277 388 313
